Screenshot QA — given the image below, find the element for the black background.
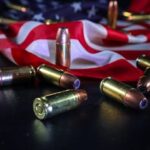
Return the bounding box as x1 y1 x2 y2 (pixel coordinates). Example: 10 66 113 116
0 55 150 150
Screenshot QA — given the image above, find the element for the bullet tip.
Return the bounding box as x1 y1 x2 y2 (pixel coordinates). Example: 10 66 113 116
73 79 80 90
139 98 148 109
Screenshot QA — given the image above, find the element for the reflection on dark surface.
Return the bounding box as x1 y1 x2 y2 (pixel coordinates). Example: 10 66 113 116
99 99 129 127
32 120 51 143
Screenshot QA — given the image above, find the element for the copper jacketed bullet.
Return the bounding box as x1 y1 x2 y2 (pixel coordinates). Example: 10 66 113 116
5 1 28 13
33 89 88 120
137 67 150 97
100 77 148 109
108 0 118 29
0 66 36 86
37 64 80 89
55 27 71 68
136 54 150 70
0 17 17 24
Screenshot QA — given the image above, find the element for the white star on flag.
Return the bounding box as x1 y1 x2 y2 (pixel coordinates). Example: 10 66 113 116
88 5 97 18
32 13 44 21
71 2 82 13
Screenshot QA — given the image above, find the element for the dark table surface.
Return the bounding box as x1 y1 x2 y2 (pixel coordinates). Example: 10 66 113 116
0 55 150 150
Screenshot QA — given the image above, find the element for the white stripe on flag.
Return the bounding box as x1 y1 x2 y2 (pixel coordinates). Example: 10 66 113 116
15 21 42 44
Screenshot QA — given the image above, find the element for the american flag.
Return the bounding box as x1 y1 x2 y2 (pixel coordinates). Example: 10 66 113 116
0 0 150 82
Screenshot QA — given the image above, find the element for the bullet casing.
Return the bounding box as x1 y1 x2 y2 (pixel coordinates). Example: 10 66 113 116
37 64 80 89
33 89 88 120
0 66 36 86
108 0 118 29
100 77 148 109
127 14 150 21
136 54 150 70
137 67 150 97
56 27 71 68
0 17 17 24
5 1 28 12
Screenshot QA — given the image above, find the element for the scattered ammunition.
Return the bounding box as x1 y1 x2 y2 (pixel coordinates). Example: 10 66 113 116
33 89 88 120
100 77 148 109
122 11 132 18
127 14 150 21
0 17 17 24
5 1 28 13
107 0 118 29
137 67 150 97
0 66 36 86
55 27 71 68
37 64 80 89
136 54 150 70
44 19 57 25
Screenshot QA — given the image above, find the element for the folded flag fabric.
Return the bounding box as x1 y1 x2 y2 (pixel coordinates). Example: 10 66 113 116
0 19 150 82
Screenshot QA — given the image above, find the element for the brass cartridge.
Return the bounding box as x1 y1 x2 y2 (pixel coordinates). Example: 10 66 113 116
137 67 150 96
100 77 148 109
108 0 118 29
37 64 80 89
0 66 36 86
5 1 28 13
0 17 17 24
136 54 150 70
55 27 71 68
33 89 88 120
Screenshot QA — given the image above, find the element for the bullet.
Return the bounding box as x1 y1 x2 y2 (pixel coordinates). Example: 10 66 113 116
100 77 148 109
127 14 150 21
122 11 132 18
136 54 150 70
37 64 80 89
107 0 118 29
137 67 150 97
5 1 28 13
0 66 36 86
44 19 57 25
0 17 17 24
55 27 71 68
33 89 88 120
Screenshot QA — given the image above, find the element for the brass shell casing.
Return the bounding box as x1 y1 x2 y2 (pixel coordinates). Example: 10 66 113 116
55 27 71 68
137 68 150 96
5 1 28 12
127 14 150 22
108 0 118 29
0 17 17 24
33 89 88 120
0 66 36 86
37 64 80 89
100 77 148 109
136 54 150 70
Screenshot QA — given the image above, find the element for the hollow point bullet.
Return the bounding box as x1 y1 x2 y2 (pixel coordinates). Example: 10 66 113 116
0 66 36 86
100 77 148 109
37 64 80 89
136 54 150 70
33 89 88 120
107 0 118 29
137 67 150 97
55 27 71 68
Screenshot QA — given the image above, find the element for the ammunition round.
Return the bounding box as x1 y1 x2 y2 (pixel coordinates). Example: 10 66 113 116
55 27 70 68
0 66 36 86
136 54 150 70
137 74 150 98
108 0 118 29
33 89 88 120
100 77 148 109
37 64 80 89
